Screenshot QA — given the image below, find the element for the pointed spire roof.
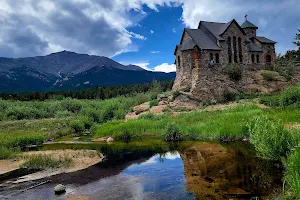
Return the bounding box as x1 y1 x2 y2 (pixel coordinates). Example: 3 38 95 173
241 20 258 29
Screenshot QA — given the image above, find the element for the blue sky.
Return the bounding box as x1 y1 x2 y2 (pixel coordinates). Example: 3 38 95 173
0 0 299 72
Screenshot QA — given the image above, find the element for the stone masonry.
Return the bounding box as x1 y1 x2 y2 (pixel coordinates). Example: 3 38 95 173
173 17 279 102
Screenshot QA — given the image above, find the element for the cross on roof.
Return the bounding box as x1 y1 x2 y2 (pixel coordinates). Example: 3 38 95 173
245 14 248 21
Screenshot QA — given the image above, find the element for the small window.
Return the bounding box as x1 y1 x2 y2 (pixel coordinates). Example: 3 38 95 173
210 53 213 61
215 53 219 63
177 56 181 67
256 54 260 63
251 54 255 63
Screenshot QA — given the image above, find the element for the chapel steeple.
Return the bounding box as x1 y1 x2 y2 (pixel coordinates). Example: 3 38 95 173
241 15 258 38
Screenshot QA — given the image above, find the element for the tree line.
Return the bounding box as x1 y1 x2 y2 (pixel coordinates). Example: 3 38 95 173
0 80 174 101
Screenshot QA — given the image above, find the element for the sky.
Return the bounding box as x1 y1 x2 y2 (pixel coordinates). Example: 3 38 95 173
0 0 299 72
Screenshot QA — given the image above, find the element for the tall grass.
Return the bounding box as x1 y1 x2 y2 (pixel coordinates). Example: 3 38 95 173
249 116 297 160
94 103 264 140
21 155 72 169
286 148 300 199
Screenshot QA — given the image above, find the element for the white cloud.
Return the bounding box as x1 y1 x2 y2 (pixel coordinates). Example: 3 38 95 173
131 62 151 70
123 62 176 73
172 28 176 33
150 50 160 54
150 30 154 34
153 63 176 73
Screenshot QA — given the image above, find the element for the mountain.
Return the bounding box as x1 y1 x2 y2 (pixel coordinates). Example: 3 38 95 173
0 51 175 92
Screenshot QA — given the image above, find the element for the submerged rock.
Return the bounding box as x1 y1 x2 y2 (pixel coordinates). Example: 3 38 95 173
107 137 114 143
54 184 66 194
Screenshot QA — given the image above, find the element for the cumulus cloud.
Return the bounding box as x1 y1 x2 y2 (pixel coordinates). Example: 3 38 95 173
150 51 160 54
153 63 176 73
172 28 176 33
0 0 172 58
0 0 298 58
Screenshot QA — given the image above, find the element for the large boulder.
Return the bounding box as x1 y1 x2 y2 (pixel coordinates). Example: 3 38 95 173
133 102 150 114
150 105 168 114
125 112 139 120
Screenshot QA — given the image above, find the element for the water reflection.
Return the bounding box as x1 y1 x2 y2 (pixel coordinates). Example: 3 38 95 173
180 142 283 199
0 141 283 200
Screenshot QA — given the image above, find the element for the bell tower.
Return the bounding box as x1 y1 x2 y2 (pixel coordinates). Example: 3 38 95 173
241 15 258 38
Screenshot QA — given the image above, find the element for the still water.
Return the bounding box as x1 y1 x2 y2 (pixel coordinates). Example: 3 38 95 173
0 141 283 200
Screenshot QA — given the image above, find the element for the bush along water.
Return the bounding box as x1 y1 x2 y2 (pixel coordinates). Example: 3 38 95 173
248 116 296 161
163 122 183 142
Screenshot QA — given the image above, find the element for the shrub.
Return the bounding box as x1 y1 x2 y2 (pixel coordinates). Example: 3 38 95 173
280 85 300 107
285 148 300 199
115 130 132 142
21 155 72 169
70 120 85 133
149 99 159 107
262 72 276 81
139 112 155 120
0 147 16 159
55 110 72 118
226 64 242 81
260 94 281 107
163 122 183 142
173 90 181 99
79 116 94 129
223 91 237 102
249 116 295 160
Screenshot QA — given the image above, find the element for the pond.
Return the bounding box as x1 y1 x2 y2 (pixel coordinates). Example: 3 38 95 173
0 140 283 200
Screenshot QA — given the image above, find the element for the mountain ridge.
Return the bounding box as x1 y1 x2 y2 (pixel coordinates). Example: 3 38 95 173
0 51 175 92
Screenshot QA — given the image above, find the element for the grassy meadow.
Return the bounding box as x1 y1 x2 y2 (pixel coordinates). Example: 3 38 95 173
1 82 300 198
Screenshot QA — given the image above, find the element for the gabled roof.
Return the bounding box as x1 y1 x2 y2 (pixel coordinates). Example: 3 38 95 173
181 39 197 51
241 20 258 29
185 28 221 50
198 19 246 40
198 21 226 41
248 43 263 52
255 36 276 44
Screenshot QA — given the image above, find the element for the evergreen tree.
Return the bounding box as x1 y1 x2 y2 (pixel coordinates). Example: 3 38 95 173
293 29 300 48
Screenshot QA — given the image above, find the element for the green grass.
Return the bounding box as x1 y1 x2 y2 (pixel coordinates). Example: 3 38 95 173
0 91 159 159
249 116 298 161
21 154 72 169
94 103 264 140
285 148 300 199
95 102 300 141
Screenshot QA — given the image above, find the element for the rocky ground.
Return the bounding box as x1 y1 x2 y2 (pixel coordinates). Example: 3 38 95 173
125 92 268 120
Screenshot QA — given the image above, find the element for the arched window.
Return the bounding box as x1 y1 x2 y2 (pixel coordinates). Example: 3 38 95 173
227 37 232 63
216 53 220 63
256 54 260 63
177 56 181 67
233 36 237 63
266 55 272 64
251 54 255 63
238 37 243 63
